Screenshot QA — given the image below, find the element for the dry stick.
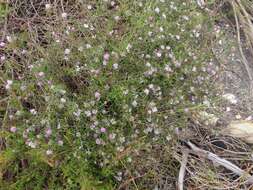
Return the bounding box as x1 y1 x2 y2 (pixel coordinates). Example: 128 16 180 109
186 141 253 184
178 150 189 190
231 1 253 96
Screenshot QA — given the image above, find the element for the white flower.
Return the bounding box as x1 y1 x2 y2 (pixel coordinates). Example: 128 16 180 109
87 5 92 10
126 44 132 53
64 48 71 55
58 140 63 146
45 4 51 10
83 23 89 28
86 44 91 49
114 16 120 21
152 106 158 113
10 126 17 133
6 36 12 43
144 89 150 95
7 80 13 85
1 56 6 61
222 93 238 104
0 42 5 47
38 72 44 77
46 150 53 155
113 63 118 70
5 80 13 90
28 141 37 148
61 12 68 18
156 51 162 57
78 46 84 52
60 98 66 103
155 7 160 14
95 92 101 100
235 114 242 119
30 109 37 115
132 100 137 107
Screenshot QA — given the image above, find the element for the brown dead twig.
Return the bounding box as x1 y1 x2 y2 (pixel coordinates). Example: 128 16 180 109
185 141 253 185
178 150 189 190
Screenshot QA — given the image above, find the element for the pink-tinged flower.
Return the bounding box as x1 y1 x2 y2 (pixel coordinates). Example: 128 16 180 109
103 52 110 61
10 126 17 133
0 42 5 47
96 138 101 145
109 133 116 140
95 92 101 100
1 55 6 61
45 128 52 137
58 140 63 146
100 127 106 133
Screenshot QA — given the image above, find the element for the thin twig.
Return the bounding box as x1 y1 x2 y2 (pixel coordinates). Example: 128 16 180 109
178 150 189 190
186 141 253 184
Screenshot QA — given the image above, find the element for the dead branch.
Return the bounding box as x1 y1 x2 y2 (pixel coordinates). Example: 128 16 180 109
178 150 189 190
186 141 253 184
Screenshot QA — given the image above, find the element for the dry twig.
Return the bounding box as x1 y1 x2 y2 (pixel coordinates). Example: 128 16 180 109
186 141 253 184
178 150 189 190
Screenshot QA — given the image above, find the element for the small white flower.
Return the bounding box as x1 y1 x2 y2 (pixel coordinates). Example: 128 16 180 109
38 72 44 77
10 126 17 133
83 23 89 28
86 44 91 49
1 56 6 61
45 3 51 10
95 92 101 100
73 109 81 117
144 88 150 95
28 141 37 148
87 5 92 10
132 100 138 107
148 84 154 89
156 51 162 57
114 16 120 21
7 80 13 85
58 140 63 146
78 46 84 52
5 80 13 90
30 109 37 115
46 150 53 155
64 48 71 55
113 63 118 70
60 98 66 103
155 7 160 14
61 12 68 18
0 42 5 47
152 106 158 113
126 44 132 53
6 36 12 43
235 114 242 119
222 93 238 104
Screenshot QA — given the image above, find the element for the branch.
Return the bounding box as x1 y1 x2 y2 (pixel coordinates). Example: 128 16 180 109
178 150 189 190
186 141 253 184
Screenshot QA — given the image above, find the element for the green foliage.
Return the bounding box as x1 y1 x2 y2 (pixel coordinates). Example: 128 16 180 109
0 0 217 189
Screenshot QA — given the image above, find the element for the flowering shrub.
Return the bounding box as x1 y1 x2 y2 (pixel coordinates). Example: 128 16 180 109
0 0 217 189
